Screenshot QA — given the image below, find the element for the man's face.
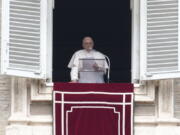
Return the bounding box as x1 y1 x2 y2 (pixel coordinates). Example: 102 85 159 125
82 37 94 51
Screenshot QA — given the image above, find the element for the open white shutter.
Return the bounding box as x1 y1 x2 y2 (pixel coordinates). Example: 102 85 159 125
140 0 180 80
1 0 47 79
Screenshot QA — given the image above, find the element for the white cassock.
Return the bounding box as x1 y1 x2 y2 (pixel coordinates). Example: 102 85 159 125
68 49 108 83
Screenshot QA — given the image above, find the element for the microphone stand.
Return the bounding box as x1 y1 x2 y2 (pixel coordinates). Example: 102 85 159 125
104 55 110 83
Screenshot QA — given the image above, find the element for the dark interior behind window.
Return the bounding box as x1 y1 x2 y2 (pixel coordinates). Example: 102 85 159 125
53 0 131 82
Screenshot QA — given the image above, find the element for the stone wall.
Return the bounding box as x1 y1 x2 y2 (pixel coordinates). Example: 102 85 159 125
0 76 11 135
1 77 180 135
0 1 11 134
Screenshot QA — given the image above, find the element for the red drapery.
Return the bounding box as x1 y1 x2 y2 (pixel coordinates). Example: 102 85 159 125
53 83 133 135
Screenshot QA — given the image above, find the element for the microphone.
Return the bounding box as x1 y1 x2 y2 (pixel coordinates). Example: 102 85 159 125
103 54 111 83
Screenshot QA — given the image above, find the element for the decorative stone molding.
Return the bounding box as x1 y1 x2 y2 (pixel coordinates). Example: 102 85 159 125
135 116 180 125
8 77 29 124
6 77 52 135
30 79 53 101
158 80 174 119
6 125 52 135
30 79 156 103
135 116 156 124
134 81 156 102
173 79 180 119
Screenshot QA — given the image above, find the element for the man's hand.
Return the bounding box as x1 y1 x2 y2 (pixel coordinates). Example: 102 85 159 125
69 80 78 83
93 63 99 71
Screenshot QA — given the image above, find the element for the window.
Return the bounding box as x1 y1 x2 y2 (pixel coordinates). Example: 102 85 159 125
0 0 53 80
53 0 132 83
132 0 180 82
1 0 179 82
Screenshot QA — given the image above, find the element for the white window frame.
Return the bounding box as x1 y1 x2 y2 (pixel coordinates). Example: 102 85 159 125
46 0 53 82
131 0 156 102
131 0 140 83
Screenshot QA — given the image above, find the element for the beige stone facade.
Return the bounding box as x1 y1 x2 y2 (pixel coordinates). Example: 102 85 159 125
0 0 180 134
0 76 11 135
1 78 180 135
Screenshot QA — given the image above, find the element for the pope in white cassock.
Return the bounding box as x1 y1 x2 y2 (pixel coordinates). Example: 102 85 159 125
68 36 109 83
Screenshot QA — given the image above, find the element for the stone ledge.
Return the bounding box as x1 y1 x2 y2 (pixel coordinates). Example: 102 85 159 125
6 125 52 135
135 116 180 125
8 115 52 125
